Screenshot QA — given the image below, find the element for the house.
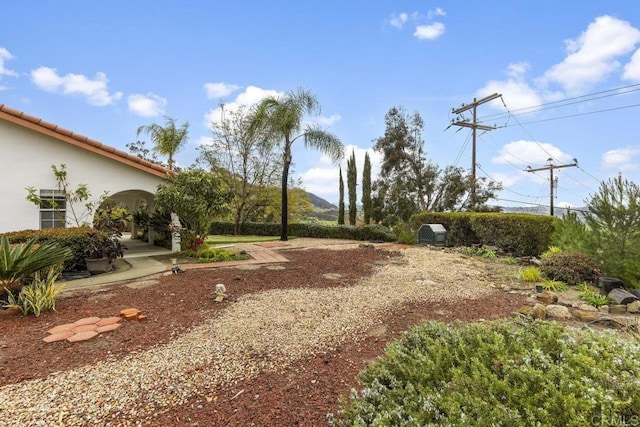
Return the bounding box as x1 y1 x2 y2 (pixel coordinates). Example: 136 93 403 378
0 103 171 245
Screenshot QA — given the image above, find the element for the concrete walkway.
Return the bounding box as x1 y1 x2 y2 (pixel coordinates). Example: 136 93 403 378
64 237 173 291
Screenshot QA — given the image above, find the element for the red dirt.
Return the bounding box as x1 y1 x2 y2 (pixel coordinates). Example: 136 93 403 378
0 247 527 426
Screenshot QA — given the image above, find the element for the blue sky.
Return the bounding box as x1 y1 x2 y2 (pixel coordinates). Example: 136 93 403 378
3 1 640 209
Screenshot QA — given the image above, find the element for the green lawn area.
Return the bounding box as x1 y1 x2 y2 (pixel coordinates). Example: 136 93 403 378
205 235 284 244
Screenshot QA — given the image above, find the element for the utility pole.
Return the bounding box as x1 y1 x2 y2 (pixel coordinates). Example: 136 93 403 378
525 158 578 216
451 93 501 208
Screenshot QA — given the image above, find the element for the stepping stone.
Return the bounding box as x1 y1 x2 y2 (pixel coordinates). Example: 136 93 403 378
43 331 74 343
73 316 101 326
47 323 76 335
120 308 141 320
72 324 98 333
96 323 122 334
96 316 121 326
67 330 99 343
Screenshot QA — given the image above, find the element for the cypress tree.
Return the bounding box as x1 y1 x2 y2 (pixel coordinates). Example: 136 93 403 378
338 168 345 225
362 152 372 224
347 150 357 225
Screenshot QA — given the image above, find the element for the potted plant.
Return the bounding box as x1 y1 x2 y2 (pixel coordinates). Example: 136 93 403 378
84 232 126 274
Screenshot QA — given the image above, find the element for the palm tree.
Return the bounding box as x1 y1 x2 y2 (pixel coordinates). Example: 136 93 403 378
249 88 344 240
136 116 189 171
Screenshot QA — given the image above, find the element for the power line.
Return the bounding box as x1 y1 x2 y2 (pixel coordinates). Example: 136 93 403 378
525 159 578 216
499 102 640 128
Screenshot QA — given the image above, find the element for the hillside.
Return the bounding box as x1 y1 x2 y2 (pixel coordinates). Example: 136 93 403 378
304 191 339 221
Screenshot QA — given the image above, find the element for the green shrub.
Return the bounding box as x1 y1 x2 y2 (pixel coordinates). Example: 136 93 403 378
459 246 497 258
209 222 397 242
540 246 562 259
501 257 518 265
0 236 72 294
540 280 568 292
330 319 640 426
578 284 610 308
408 212 554 256
540 251 599 286
3 267 66 316
195 247 237 263
517 266 542 282
393 222 417 245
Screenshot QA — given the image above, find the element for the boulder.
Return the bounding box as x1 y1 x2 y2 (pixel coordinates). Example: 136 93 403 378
626 300 640 314
609 304 628 315
536 291 558 304
546 304 572 320
573 309 600 322
532 304 547 320
578 304 598 312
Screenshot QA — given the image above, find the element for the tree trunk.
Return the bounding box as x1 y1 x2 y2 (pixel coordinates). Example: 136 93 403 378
281 145 291 241
608 288 639 305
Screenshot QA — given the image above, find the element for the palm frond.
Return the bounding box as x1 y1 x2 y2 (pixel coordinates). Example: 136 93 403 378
303 126 344 164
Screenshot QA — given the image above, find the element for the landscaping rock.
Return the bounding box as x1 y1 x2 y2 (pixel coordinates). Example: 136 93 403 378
578 304 599 312
573 309 600 322
546 304 571 320
609 304 628 315
626 300 640 314
599 305 609 314
515 305 534 317
536 291 558 304
532 304 546 320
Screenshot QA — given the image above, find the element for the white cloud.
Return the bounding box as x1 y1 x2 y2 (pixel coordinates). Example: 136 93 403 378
488 171 525 188
492 140 573 167
414 22 445 40
389 12 408 29
298 145 382 201
203 82 242 99
127 93 167 117
312 113 341 127
427 8 446 19
30 66 122 106
0 47 17 81
476 62 543 112
204 85 284 128
601 146 640 171
623 49 640 81
540 15 640 94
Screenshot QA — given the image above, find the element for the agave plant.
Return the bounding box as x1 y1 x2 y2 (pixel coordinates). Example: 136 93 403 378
0 236 72 294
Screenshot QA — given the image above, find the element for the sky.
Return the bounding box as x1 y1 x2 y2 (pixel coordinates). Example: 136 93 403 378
3 1 640 209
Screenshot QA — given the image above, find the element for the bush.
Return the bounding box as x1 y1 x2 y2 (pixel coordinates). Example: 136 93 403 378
209 222 397 242
578 284 610 308
330 319 640 426
517 266 542 282
3 267 66 316
195 247 236 263
393 222 417 245
540 251 599 286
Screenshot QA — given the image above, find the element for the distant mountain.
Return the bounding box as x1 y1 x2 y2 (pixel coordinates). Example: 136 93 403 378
501 205 587 220
304 191 339 221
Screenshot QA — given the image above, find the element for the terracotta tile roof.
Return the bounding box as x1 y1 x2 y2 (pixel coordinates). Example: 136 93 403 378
0 103 170 177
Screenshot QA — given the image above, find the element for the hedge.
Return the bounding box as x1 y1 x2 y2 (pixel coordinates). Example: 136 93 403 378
409 212 554 256
209 222 397 242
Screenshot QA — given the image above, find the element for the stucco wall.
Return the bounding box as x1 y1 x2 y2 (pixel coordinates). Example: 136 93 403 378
0 119 164 233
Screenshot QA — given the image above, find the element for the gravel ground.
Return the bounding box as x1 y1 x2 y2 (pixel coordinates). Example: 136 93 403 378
0 246 498 426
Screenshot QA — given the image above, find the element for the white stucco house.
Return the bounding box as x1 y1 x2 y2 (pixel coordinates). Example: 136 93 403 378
0 103 170 243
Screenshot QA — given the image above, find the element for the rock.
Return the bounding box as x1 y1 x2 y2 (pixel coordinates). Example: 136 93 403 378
599 305 609 314
546 304 571 320
609 304 627 315
215 283 227 294
536 291 558 304
573 309 600 322
578 304 599 312
532 304 547 320
515 305 534 317
626 300 640 313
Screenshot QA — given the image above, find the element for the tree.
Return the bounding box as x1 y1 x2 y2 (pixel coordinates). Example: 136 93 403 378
362 152 372 224
338 168 345 225
26 164 109 227
136 116 189 171
197 105 281 234
582 174 640 287
126 140 161 164
248 88 344 240
347 149 357 225
372 106 500 226
153 169 232 250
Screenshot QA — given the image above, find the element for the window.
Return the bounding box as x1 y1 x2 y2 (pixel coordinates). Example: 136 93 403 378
39 190 66 228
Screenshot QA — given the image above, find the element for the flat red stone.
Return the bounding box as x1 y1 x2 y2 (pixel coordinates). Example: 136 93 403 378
43 331 74 343
73 316 101 326
120 308 140 316
47 323 76 334
96 316 122 326
67 330 99 342
96 323 122 334
72 324 98 333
